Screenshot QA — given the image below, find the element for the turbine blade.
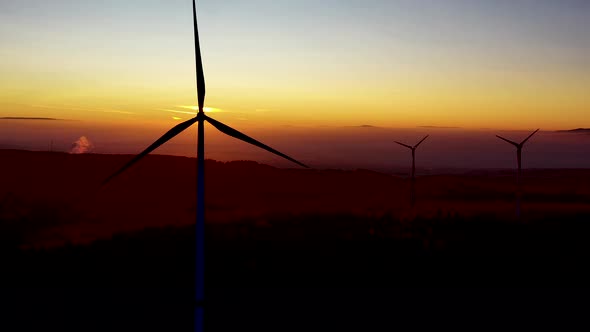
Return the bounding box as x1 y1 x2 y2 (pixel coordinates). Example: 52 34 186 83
395 141 413 149
520 128 540 145
496 135 519 147
205 115 309 168
414 135 429 148
192 0 206 111
102 117 199 185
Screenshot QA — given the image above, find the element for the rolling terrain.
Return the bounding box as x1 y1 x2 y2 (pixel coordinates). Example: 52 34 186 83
2 149 590 331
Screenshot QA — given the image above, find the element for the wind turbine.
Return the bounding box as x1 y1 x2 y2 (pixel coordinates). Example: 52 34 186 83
394 135 428 207
496 128 539 218
102 1 309 331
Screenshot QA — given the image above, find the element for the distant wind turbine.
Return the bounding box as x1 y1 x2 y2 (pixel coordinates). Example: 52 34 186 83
395 135 429 207
102 1 309 331
496 128 539 218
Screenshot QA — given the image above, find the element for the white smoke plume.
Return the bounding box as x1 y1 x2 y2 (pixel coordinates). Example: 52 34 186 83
70 136 94 154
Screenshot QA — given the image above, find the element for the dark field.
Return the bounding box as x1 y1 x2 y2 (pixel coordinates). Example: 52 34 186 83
1 149 590 331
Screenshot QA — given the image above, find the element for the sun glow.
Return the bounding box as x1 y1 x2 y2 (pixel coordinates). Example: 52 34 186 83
160 109 198 115
177 106 223 113
159 106 224 118
1 2 588 132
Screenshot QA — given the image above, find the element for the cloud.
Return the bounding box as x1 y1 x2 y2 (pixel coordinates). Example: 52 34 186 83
177 106 224 113
159 109 198 115
0 117 62 121
418 126 461 129
70 136 94 154
89 110 136 115
31 104 135 115
159 106 224 117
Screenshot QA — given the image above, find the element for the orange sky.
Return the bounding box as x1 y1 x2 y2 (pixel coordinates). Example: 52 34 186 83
1 0 589 157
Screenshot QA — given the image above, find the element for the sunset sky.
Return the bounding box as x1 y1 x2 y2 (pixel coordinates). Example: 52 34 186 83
1 0 589 167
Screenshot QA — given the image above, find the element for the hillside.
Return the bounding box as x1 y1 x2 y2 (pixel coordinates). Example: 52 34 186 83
2 149 590 331
1 149 590 247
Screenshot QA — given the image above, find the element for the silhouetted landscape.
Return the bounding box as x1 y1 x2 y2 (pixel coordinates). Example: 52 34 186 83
2 149 590 330
3 0 590 330
557 128 590 134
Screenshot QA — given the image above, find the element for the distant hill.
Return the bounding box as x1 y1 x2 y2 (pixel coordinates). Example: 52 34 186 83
557 128 590 134
1 149 590 247
358 124 377 128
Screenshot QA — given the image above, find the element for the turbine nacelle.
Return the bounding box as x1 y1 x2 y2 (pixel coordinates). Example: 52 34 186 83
395 135 429 151
103 111 308 186
496 129 540 149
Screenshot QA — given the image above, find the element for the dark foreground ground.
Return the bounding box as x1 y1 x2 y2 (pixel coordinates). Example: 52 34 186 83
2 213 590 331
1 150 590 330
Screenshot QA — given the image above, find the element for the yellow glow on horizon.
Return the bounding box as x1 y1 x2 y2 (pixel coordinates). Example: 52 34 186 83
160 109 197 115
1 0 589 133
177 106 223 113
204 107 223 113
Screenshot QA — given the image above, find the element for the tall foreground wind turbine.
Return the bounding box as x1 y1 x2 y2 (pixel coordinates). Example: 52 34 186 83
496 129 539 218
394 135 428 206
103 1 308 330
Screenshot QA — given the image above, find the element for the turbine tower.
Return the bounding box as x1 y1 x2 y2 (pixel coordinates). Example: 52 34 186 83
496 128 539 218
394 135 428 207
103 1 309 331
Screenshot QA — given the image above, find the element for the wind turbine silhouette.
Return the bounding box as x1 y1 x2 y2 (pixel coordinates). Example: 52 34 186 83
103 1 308 330
394 135 428 207
496 128 539 218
